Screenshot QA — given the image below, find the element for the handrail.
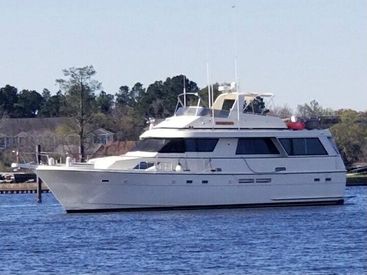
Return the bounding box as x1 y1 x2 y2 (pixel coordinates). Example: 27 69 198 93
241 158 259 174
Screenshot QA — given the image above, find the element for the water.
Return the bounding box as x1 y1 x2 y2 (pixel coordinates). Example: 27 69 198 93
0 187 366 275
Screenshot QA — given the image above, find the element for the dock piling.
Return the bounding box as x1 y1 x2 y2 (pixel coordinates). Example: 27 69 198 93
36 145 42 203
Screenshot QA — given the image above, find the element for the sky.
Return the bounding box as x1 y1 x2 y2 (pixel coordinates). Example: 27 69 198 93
0 0 366 111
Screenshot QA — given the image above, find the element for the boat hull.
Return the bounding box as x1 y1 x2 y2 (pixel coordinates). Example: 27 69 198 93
37 168 346 212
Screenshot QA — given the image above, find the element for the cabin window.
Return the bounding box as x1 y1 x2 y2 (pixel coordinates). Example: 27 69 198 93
222 99 235 111
279 138 327 156
131 138 218 153
185 138 218 152
159 139 186 153
327 137 340 155
131 139 168 152
160 138 218 153
236 138 279 155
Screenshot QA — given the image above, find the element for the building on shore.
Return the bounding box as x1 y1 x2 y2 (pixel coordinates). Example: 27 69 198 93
0 117 114 161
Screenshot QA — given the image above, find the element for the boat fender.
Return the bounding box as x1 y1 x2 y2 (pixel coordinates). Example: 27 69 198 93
48 157 55 166
66 156 72 167
175 163 183 172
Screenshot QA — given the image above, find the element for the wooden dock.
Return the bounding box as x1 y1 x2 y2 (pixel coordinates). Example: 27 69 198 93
0 183 49 194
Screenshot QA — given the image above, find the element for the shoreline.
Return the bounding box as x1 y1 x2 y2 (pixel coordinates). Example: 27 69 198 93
346 174 367 186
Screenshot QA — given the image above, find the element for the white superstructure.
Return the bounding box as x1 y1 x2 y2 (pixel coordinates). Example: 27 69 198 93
36 89 346 212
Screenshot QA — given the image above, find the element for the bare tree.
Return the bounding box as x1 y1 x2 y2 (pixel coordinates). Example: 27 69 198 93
56 66 101 162
269 104 293 119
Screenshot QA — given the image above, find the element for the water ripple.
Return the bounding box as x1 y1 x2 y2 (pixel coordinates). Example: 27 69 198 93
0 187 366 274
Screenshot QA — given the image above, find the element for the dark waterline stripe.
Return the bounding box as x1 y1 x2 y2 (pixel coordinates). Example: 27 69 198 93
66 199 344 213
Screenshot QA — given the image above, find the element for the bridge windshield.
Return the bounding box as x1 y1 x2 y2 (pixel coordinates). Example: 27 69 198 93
175 107 229 118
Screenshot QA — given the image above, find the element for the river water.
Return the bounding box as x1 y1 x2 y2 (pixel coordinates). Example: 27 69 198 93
0 186 366 275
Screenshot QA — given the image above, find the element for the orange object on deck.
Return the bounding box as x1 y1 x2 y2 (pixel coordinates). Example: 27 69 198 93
287 121 305 130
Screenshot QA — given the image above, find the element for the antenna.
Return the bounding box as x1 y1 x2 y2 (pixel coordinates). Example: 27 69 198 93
183 75 187 108
206 62 215 128
206 63 211 108
210 83 214 127
203 3 215 127
210 83 214 107
235 59 240 126
232 3 241 128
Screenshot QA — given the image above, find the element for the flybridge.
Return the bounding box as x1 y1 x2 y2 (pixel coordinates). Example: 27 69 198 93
154 112 287 130
152 86 287 130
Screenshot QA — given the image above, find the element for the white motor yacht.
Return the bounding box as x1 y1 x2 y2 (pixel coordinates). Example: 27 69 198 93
35 86 346 212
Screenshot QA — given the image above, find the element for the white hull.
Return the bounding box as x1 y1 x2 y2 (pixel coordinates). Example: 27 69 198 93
38 168 345 212
34 90 347 213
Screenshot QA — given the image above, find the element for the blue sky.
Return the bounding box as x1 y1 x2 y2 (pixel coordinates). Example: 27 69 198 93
0 0 366 111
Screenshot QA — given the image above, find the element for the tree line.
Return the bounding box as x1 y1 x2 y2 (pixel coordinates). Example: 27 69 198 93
1 65 366 165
